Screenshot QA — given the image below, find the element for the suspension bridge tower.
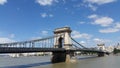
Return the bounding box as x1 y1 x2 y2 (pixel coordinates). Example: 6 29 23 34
51 27 76 63
54 27 72 49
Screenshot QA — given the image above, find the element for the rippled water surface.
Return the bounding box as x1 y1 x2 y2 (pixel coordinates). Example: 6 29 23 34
0 55 120 68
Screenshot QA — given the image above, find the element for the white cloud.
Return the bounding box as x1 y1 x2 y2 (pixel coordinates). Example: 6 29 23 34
84 0 116 5
72 30 92 39
99 22 120 33
88 14 120 33
88 14 98 19
49 14 54 17
30 37 42 40
94 17 114 27
115 23 120 29
79 21 85 24
99 28 119 33
83 0 116 11
36 0 58 6
0 0 7 5
93 38 111 44
87 4 97 11
41 30 48 35
41 13 47 18
40 13 54 18
80 41 86 44
80 41 86 46
88 14 114 27
0 38 15 43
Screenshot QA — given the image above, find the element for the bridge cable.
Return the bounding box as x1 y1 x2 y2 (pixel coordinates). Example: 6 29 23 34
71 37 87 49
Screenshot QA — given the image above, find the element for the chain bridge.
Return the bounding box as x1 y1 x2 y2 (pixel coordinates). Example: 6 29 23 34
0 27 108 63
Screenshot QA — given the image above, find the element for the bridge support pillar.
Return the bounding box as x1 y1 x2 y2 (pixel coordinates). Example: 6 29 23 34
98 52 105 57
51 52 66 63
65 51 77 63
51 51 77 63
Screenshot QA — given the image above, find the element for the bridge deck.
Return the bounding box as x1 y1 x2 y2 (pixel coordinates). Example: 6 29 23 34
0 47 66 53
0 47 104 53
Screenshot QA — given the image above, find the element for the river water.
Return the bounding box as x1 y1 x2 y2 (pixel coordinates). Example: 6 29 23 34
0 55 120 68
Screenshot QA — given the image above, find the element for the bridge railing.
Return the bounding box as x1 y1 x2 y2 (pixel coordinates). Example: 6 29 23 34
0 35 63 48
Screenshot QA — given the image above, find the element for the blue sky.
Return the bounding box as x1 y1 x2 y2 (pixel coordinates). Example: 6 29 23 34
0 0 120 47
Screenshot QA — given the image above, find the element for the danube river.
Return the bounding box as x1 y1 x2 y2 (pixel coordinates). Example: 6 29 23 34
0 55 120 68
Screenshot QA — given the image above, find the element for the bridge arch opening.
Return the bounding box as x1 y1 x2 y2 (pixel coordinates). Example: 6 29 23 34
58 36 64 48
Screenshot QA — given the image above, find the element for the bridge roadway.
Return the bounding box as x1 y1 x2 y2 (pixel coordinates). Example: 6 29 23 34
0 47 104 53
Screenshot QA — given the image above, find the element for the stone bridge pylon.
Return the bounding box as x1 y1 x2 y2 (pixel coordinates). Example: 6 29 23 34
51 27 76 63
54 27 72 49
